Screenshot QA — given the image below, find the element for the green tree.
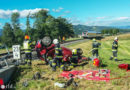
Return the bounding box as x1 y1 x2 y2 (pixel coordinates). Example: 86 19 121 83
56 17 74 41
11 12 20 33
32 9 49 39
2 23 15 47
11 12 24 44
25 14 31 36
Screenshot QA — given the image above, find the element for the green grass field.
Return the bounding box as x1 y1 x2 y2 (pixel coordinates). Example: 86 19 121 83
14 34 130 90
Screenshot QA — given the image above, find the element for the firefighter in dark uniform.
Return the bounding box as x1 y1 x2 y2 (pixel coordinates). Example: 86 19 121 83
110 37 118 61
92 38 101 58
69 49 78 69
52 39 64 71
23 35 32 65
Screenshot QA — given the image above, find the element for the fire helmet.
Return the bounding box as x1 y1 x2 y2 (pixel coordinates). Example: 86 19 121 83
24 35 30 40
114 37 118 40
72 49 77 54
53 39 59 44
92 38 96 42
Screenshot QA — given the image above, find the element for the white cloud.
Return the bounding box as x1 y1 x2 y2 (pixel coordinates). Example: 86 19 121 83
68 16 130 26
84 16 130 26
66 17 84 25
20 23 26 29
0 23 1 26
64 11 70 13
0 8 49 19
96 17 106 19
52 7 64 12
116 17 130 20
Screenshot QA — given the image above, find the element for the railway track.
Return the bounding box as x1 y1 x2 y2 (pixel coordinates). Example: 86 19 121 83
0 39 85 57
0 39 88 67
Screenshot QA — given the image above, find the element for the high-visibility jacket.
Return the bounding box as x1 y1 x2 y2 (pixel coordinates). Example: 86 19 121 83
92 41 100 50
112 40 118 51
23 40 32 53
55 47 63 58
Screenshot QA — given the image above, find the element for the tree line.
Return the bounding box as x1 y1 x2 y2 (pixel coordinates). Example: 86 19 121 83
1 9 74 47
101 28 120 35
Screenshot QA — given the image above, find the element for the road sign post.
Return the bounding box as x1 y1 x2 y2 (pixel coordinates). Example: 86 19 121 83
12 45 21 64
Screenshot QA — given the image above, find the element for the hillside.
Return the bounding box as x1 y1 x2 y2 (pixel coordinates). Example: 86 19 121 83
73 25 113 35
73 25 130 35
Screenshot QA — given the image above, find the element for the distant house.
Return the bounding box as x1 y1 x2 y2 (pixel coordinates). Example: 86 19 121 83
82 30 103 39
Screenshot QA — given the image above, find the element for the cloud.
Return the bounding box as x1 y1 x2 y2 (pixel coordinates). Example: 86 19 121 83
20 23 26 29
52 7 64 12
96 17 106 19
0 8 49 19
0 23 2 26
85 16 130 26
116 17 130 20
66 17 84 25
67 16 130 26
64 11 70 13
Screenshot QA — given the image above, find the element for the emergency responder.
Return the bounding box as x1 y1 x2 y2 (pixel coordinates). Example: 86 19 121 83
69 49 78 69
110 37 118 61
51 39 64 71
92 38 101 58
62 36 65 43
23 35 32 65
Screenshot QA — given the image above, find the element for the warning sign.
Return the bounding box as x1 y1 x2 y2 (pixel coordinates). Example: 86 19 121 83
12 45 21 59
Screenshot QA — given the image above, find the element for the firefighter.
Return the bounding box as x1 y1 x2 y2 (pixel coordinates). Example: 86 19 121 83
92 38 101 58
69 49 78 69
23 35 32 66
110 37 118 61
62 36 65 43
51 39 64 71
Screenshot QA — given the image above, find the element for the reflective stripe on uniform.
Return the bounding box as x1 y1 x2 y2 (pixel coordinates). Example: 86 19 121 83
72 63 77 65
52 63 56 66
60 65 64 68
112 49 117 51
25 50 31 53
72 56 78 58
93 48 98 50
114 57 117 59
25 59 28 62
27 60 31 62
55 48 62 50
55 56 63 58
69 66 74 69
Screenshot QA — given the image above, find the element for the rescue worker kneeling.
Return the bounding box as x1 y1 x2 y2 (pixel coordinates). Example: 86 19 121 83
52 39 64 71
23 35 32 66
69 49 78 69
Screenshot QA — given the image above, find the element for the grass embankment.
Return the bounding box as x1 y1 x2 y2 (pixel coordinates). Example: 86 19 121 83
65 37 83 41
14 34 130 90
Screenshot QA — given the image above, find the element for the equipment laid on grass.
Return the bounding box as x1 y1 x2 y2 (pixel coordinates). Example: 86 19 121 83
54 82 65 88
54 73 78 88
118 64 130 71
60 69 110 82
93 58 101 67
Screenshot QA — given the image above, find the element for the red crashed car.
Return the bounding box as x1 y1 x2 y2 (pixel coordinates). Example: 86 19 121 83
35 36 86 63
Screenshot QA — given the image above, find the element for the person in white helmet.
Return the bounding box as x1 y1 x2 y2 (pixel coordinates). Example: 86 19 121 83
110 37 118 61
52 39 64 71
